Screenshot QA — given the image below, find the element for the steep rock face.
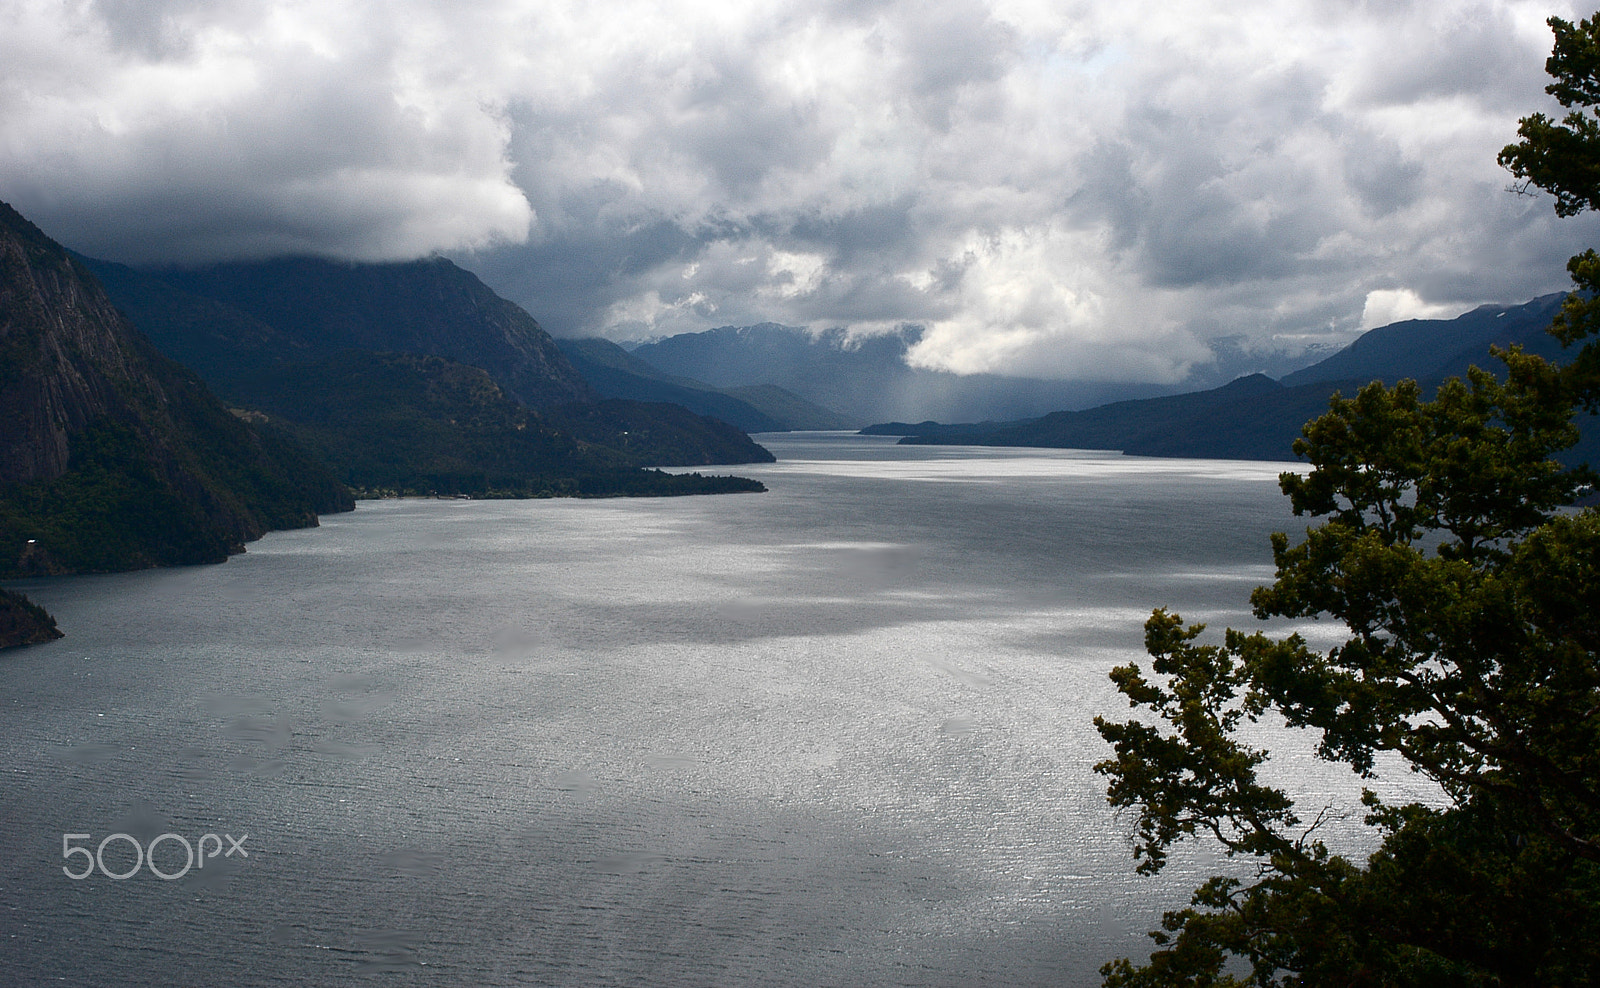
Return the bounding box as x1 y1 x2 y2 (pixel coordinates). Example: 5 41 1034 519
0 206 146 483
0 200 352 576
153 257 593 407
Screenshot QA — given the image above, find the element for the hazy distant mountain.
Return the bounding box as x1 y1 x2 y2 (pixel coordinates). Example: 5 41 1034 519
1190 334 1346 390
628 323 1176 424
625 322 1338 424
0 199 351 581
719 384 857 432
82 255 773 493
556 337 852 431
886 294 1597 464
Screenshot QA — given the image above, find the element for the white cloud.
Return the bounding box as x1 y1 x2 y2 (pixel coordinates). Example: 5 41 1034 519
904 224 1209 381
4 0 1599 378
1360 289 1468 330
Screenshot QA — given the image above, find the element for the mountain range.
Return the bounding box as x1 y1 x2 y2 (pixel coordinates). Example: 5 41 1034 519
622 324 1185 426
7 184 1594 645
0 199 774 644
610 322 1346 427
78 254 773 496
871 293 1598 465
139 256 592 408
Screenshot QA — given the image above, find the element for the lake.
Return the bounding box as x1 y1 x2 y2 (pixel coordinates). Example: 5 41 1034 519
0 433 1414 986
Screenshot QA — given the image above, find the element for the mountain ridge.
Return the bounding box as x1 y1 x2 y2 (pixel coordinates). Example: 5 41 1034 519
124 255 594 408
882 294 1598 464
1281 293 1569 387
0 198 353 585
80 253 774 494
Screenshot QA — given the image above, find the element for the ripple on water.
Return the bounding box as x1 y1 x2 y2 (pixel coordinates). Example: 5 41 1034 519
1 435 1427 987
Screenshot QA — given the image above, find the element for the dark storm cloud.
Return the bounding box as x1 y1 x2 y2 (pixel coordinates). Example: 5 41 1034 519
5 0 1600 379
464 219 703 338
788 200 919 262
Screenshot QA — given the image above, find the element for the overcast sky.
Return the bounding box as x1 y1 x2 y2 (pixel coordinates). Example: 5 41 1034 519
6 0 1600 382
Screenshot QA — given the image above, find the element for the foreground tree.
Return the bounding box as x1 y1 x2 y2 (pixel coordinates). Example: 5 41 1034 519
1094 16 1600 986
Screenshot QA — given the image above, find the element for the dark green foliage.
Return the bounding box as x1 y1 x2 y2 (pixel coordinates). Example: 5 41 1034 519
0 586 62 648
1094 24 1600 983
0 403 352 575
1548 250 1600 414
0 419 239 572
228 351 774 494
1500 15 1600 217
522 470 765 498
0 333 355 576
127 338 354 526
1094 355 1600 986
225 351 602 489
76 251 313 393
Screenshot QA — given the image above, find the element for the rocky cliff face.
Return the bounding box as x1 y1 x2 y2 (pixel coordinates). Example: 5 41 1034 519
0 199 351 576
0 205 146 484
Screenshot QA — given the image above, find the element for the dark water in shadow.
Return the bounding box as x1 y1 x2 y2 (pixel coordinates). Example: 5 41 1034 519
0 435 1430 985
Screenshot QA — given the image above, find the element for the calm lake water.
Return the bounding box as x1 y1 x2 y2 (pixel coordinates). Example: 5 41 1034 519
0 433 1414 986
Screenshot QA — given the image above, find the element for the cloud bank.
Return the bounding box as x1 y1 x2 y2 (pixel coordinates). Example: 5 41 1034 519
4 0 1599 381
